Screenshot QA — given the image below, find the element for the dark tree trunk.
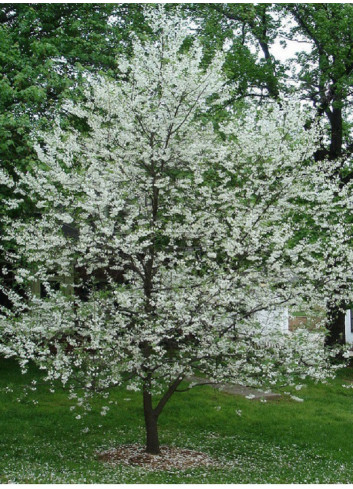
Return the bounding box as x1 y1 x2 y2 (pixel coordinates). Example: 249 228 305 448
325 101 346 346
143 388 160 455
141 376 183 454
326 306 346 346
328 106 343 160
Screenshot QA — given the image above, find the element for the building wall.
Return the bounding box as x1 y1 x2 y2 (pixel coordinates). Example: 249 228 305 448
345 310 353 344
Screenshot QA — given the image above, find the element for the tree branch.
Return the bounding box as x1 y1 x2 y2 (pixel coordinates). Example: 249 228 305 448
153 376 184 417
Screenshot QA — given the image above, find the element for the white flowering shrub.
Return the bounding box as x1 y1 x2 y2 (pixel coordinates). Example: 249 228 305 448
1 9 352 453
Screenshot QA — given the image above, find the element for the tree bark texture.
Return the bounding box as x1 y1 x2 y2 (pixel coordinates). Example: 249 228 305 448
142 376 183 454
143 388 160 455
325 103 346 345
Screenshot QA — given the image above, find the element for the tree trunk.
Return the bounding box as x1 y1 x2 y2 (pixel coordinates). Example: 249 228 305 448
325 102 346 346
142 376 183 454
328 106 343 160
326 305 346 347
143 388 160 455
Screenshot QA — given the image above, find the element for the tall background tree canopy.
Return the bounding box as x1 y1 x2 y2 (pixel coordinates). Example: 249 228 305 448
186 3 353 342
0 3 149 301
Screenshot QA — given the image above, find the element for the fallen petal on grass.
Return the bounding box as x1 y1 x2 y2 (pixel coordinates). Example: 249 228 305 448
97 444 218 471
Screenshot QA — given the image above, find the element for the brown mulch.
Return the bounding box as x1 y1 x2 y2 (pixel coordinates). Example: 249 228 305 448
97 444 218 471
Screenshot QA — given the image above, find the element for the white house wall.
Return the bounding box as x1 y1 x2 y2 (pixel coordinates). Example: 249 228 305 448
345 310 353 344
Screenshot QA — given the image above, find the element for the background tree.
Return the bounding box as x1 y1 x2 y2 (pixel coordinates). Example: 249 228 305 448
0 4 149 175
188 3 353 343
184 4 283 101
1 10 352 454
284 4 353 344
0 3 149 305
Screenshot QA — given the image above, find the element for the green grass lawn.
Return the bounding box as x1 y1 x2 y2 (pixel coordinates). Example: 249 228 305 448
1 358 353 483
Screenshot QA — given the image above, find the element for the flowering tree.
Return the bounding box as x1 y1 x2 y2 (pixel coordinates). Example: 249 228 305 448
1 10 353 454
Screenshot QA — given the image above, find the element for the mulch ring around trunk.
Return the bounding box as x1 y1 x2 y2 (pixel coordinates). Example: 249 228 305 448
97 444 218 471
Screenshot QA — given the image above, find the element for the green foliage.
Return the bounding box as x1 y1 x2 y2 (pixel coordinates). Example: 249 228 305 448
188 4 353 170
0 4 151 273
0 4 149 172
283 4 353 158
185 4 283 100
